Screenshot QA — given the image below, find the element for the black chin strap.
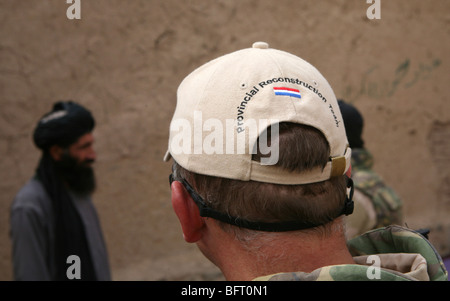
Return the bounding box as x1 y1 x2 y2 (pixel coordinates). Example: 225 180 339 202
170 174 355 232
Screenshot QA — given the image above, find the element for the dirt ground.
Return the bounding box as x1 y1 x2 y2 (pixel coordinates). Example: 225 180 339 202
0 0 449 281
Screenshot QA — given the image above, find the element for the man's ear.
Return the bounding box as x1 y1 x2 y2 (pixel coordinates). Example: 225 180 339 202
345 164 352 178
171 181 205 243
49 145 64 161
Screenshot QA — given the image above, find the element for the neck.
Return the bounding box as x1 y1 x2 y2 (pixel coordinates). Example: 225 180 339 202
202 219 355 281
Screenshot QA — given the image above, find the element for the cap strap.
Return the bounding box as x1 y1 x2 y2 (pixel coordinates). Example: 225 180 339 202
330 156 346 177
249 147 352 184
171 173 355 232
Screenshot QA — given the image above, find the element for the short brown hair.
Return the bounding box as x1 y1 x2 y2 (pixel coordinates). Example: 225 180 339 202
174 122 348 232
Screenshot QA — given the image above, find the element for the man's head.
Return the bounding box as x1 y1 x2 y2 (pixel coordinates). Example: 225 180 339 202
338 100 364 149
165 42 354 277
33 101 96 195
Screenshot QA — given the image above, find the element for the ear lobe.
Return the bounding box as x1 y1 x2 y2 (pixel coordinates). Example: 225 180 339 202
171 181 205 243
345 164 352 177
49 145 64 161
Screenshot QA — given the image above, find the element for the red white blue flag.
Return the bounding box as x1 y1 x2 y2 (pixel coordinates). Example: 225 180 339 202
273 87 301 99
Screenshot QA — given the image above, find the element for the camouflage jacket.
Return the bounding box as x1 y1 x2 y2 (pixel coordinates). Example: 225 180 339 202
254 226 448 281
350 148 403 229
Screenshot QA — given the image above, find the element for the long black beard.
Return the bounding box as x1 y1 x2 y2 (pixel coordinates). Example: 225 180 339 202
54 153 96 197
36 152 96 280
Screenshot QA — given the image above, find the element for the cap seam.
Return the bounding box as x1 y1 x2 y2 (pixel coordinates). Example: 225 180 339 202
247 49 301 177
186 60 223 171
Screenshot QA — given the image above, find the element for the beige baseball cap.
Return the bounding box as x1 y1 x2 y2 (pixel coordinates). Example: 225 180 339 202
164 42 351 185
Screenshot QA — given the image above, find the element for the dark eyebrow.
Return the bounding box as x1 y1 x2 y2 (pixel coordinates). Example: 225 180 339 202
78 140 93 150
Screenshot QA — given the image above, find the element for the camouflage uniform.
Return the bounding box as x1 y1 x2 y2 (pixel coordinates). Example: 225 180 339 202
345 148 403 239
254 225 448 281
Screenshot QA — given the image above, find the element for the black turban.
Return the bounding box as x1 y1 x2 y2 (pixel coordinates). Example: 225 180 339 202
338 100 364 149
33 101 95 150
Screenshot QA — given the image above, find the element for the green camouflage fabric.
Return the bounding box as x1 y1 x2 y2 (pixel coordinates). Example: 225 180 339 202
351 148 403 228
253 226 448 281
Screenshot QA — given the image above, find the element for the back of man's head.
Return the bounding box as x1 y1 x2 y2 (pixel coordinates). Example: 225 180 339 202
165 42 354 274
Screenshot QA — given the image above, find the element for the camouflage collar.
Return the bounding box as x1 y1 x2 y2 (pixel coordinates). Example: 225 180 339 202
347 225 448 281
254 226 448 281
351 148 374 171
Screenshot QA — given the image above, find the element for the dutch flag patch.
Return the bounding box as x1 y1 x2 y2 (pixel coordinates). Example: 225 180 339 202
273 87 301 99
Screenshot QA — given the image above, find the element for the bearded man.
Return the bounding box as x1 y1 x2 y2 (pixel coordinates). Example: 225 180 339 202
10 101 111 281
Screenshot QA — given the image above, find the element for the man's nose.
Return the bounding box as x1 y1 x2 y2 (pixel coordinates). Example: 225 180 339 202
86 148 97 163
